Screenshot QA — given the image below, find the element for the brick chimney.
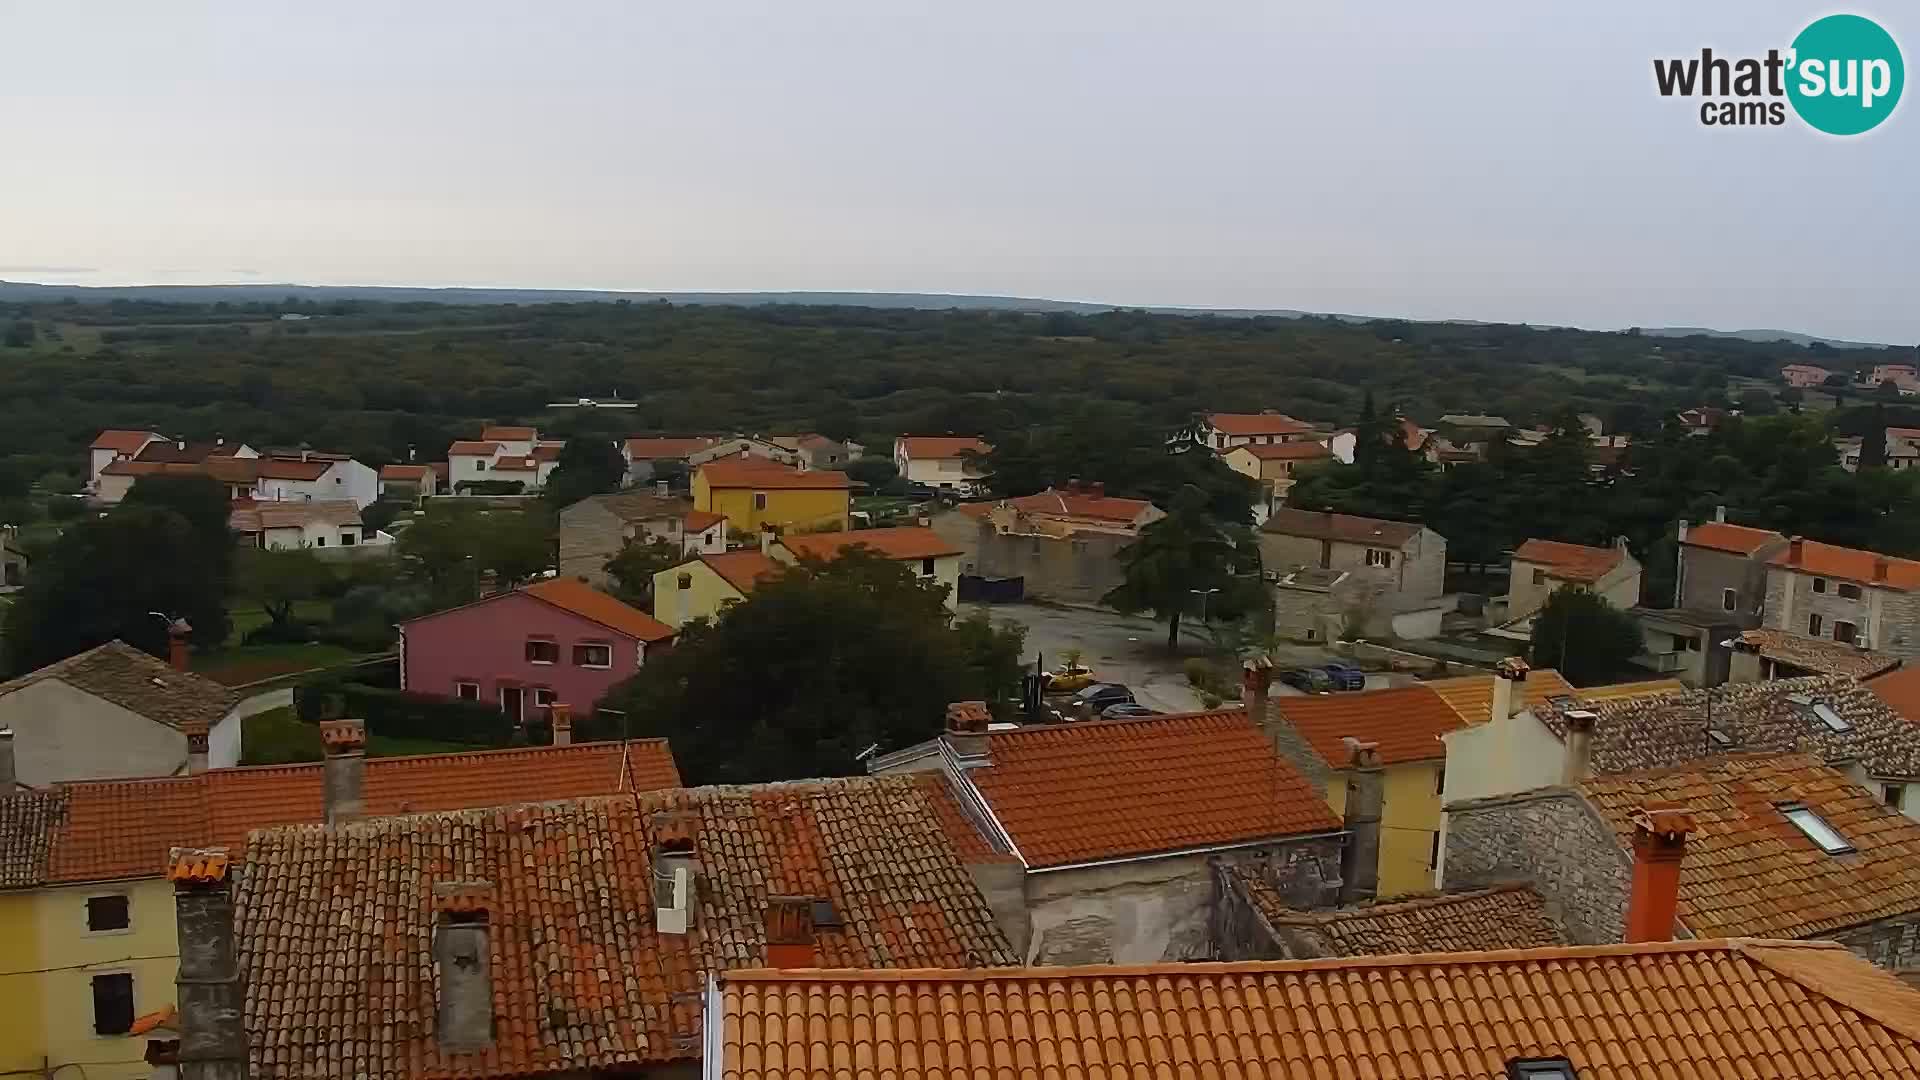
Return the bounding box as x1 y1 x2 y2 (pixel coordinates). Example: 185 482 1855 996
550 703 572 747
1337 738 1383 905
168 847 244 1080
1788 536 1805 564
765 895 817 968
433 881 495 1052
167 618 192 672
0 728 13 791
1561 709 1597 784
942 700 992 766
1624 804 1695 943
318 719 366 825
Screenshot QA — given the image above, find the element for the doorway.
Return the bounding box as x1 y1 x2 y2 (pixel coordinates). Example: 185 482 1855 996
500 685 524 724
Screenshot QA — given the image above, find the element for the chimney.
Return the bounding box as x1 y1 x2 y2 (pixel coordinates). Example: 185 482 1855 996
433 881 496 1052
1338 738 1383 905
759 523 775 555
1561 709 1597 784
1714 505 1727 523
1490 656 1529 727
318 719 366 825
1241 657 1273 728
168 617 192 672
186 724 210 775
176 440 186 451
550 703 572 747
1624 804 1695 943
214 436 224 447
942 700 992 766
408 444 417 463
301 448 311 463
0 728 13 791
765 895 817 968
1789 536 1805 564
656 479 669 496
168 847 244 1080
652 812 698 934
1875 557 1890 584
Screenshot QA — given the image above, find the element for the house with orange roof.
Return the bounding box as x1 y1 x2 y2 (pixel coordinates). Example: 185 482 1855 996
773 526 964 609
652 549 782 628
1762 535 1920 660
228 498 387 553
400 577 675 722
767 431 863 470
1193 410 1316 452
933 481 1166 605
687 434 805 471
621 434 729 485
1503 537 1641 625
692 457 850 534
870 702 1347 965
85 429 167 492
892 434 993 493
1220 440 1332 514
376 461 439 502
0 725 680 1077
1632 513 1790 685
1781 361 1832 388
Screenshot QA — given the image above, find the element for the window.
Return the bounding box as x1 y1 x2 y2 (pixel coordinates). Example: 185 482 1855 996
1507 1060 1577 1080
1721 587 1737 612
86 894 129 933
1532 568 1546 585
753 492 768 510
1884 783 1906 811
1781 804 1854 853
475 460 488 471
1812 577 1827 593
920 557 935 576
1682 635 1700 652
340 531 356 546
1365 549 1394 569
314 535 326 547
573 642 613 669
92 973 134 1035
532 687 555 708
811 899 843 928
1808 613 1824 637
1839 582 1863 600
1811 702 1852 732
524 638 559 665
455 681 480 701
1834 620 1858 645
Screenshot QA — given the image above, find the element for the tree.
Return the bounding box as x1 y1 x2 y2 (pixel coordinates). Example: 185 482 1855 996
236 547 333 638
1528 588 1644 686
1738 389 1779 416
649 459 690 490
122 473 238 591
845 457 899 492
480 508 555 586
543 437 628 508
1859 406 1889 470
1103 485 1259 652
604 538 680 607
601 549 1026 784
3 321 33 348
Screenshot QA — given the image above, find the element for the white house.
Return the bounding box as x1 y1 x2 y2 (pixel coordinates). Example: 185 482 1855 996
252 454 379 509
1193 412 1316 452
448 436 561 493
231 499 391 552
87 429 167 491
480 424 538 457
894 435 992 493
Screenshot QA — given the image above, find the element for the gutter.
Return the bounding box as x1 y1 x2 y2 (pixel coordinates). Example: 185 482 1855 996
1026 828 1348 875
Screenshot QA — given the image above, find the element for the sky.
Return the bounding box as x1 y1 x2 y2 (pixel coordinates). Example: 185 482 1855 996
2 2 1914 342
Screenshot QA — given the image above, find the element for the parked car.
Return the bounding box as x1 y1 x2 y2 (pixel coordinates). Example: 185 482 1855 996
1319 662 1366 691
1045 663 1098 693
1073 682 1134 716
1279 667 1334 693
1100 703 1160 720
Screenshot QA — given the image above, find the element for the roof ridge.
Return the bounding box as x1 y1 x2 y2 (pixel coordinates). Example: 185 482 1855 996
986 707 1248 741
1253 882 1542 925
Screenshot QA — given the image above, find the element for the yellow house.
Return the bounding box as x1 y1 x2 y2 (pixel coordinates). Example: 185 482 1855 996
693 458 850 535
652 550 781 628
1269 684 1468 897
1221 441 1332 507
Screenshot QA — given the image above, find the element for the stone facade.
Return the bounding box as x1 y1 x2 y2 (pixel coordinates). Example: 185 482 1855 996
1441 789 1632 946
1208 851 1350 962
1765 568 1920 659
1831 915 1920 971
1270 567 1398 642
1679 543 1777 624
933 512 1134 606
1257 528 1445 611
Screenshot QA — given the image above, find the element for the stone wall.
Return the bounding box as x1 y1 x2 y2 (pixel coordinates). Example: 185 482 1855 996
1208 845 1348 962
1831 915 1920 971
1442 789 1631 945
1765 569 1920 659
949 518 1134 606
557 500 625 586
1679 546 1767 626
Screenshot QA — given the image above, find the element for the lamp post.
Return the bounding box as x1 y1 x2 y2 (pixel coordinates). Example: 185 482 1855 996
1190 587 1221 625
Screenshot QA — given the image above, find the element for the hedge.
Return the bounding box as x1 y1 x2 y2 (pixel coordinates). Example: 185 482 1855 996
295 679 512 746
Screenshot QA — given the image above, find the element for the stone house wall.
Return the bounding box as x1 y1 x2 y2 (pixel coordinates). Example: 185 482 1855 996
1442 789 1632 945
1766 569 1920 658
1679 545 1773 625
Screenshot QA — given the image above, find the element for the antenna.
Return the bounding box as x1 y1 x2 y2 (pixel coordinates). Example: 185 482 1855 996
854 742 880 762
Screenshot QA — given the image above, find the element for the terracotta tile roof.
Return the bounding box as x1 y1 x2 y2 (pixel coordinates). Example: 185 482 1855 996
91 429 163 452
897 435 992 459
716 938 1920 1080
1872 665 1920 724
1272 684 1463 765
447 440 500 456
489 455 539 472
910 774 1016 864
1535 673 1920 778
1207 412 1314 436
523 578 677 643
624 435 728 460
132 440 230 464
1006 488 1157 524
431 461 450 482
378 463 432 481
1575 677 1688 702
0 641 236 736
697 460 851 490
1439 412 1513 428
684 510 727 533
1512 538 1626 583
235 775 1016 1078
480 425 537 442
1261 507 1423 548
1737 627 1902 678
964 709 1340 869
1583 753 1920 940
0 741 679 887
779 526 961 562
1684 521 1788 555
230 499 362 533
1771 538 1920 591
1233 441 1332 461
101 457 253 482
699 551 781 595
1225 872 1570 955
250 457 333 481
531 443 563 462
1425 668 1578 725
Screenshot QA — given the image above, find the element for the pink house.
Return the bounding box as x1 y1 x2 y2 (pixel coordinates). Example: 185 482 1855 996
399 578 675 722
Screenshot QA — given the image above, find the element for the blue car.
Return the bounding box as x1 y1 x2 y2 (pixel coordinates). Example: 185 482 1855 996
1319 662 1366 691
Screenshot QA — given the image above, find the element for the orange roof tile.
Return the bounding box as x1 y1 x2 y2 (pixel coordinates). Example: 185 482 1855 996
447 439 500 456
897 435 991 459
1005 487 1157 524
624 435 727 460
716 939 1920 1079
779 526 961 562
1574 677 1688 703
697 460 850 490
480 425 536 441
1872 664 1920 723
964 709 1340 868
1684 521 1788 555
697 550 781 595
1232 440 1332 460
523 577 676 643
1425 667 1579 725
236 776 1017 1077
1207 411 1314 436
683 510 727 533
1273 684 1464 765
377 463 432 481
1772 538 1920 591
1512 537 1626 583
90 428 163 452
1582 753 1920 940
1221 873 1569 955
250 456 333 481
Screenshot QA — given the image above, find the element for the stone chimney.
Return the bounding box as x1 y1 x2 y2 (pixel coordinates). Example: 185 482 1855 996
1713 505 1727 523
652 812 699 935
1561 709 1597 784
0 728 13 791
550 702 572 747
167 618 192 672
1624 804 1695 943
1728 631 1764 684
765 895 817 968
1490 656 1529 729
433 881 495 1052
942 701 992 766
186 724 210 775
759 522 777 556
319 719 366 825
1337 738 1383 905
169 847 244 1080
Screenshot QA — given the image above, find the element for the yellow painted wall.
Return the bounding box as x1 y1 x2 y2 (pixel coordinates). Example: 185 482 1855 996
1322 760 1445 898
0 891 47 1074
652 559 748 628
694 475 848 535
4 878 180 1078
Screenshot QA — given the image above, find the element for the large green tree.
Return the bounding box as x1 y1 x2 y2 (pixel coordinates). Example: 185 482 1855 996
236 546 333 638
602 549 1026 784
544 436 629 508
604 538 680 607
1102 485 1261 652
1529 588 1644 686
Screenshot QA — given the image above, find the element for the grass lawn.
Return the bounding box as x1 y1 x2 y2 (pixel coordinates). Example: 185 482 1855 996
226 600 333 646
241 706 476 765
193 642 361 686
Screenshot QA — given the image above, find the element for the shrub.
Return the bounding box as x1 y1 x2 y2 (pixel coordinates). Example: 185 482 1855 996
242 620 318 646
296 678 511 745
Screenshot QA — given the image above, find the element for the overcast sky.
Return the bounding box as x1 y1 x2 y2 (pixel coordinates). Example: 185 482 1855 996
2 2 1913 342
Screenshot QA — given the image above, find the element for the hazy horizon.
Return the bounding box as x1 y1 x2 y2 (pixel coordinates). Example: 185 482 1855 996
3 2 1914 343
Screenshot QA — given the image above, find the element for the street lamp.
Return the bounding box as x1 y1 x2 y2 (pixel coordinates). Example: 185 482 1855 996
1190 587 1221 624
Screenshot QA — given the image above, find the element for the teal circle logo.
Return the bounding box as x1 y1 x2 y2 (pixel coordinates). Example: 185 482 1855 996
1787 14 1904 135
